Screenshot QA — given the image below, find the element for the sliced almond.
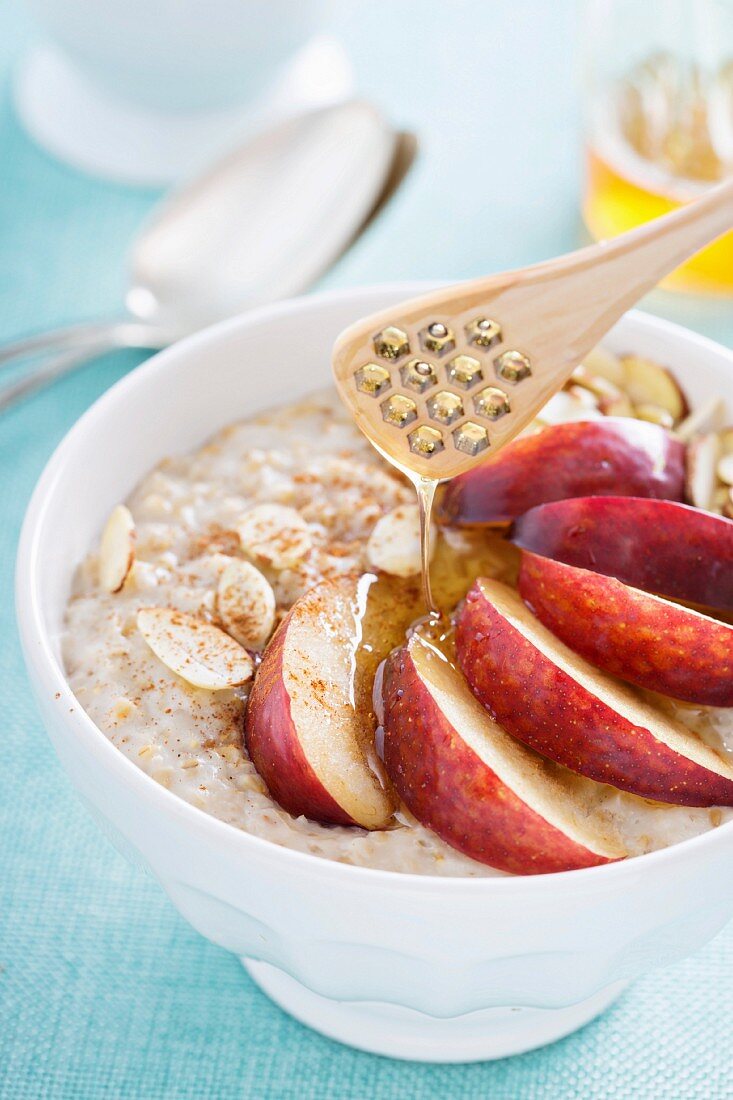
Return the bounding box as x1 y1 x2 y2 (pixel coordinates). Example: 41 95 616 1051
367 503 436 577
236 504 312 571
674 397 726 443
536 390 603 426
717 452 733 486
686 432 722 511
598 393 634 417
569 368 624 403
720 426 733 455
217 559 276 651
566 384 601 409
711 485 731 515
137 607 253 689
632 403 675 430
582 346 625 387
99 504 136 593
621 355 688 422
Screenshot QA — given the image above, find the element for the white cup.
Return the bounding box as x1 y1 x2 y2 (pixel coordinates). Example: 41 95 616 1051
25 0 328 110
14 0 352 185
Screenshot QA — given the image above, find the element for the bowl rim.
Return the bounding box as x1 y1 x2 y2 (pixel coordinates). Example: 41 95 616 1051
16 281 733 893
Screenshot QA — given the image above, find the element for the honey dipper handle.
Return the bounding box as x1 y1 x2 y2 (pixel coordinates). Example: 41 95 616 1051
478 174 733 368
591 174 733 300
330 174 733 483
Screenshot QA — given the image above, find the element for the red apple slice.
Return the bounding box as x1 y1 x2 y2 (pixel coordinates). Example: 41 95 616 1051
380 636 625 874
518 553 733 706
512 496 733 611
245 574 398 828
437 419 685 526
456 579 733 806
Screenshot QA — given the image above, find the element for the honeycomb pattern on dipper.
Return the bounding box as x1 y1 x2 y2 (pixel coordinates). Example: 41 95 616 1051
353 318 531 465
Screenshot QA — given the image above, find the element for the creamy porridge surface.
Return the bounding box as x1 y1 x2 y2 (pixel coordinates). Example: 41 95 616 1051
63 392 733 876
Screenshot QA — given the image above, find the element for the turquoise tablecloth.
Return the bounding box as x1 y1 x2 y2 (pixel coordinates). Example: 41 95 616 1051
2 3 733 1096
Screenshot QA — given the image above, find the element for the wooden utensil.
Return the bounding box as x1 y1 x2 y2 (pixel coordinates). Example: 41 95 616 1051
332 175 733 610
333 176 733 483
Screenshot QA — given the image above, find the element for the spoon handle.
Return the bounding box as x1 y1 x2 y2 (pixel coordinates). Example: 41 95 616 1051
446 175 733 374
0 320 169 413
0 319 168 369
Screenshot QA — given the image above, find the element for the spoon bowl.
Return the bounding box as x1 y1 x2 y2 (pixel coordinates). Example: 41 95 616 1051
128 101 398 335
0 101 406 409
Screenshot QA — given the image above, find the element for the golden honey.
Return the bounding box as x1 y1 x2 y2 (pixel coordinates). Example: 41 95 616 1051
584 54 733 295
350 525 521 707
584 148 733 294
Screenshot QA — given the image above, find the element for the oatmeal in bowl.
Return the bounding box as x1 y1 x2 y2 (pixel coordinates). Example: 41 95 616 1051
16 287 733 1061
62 329 733 877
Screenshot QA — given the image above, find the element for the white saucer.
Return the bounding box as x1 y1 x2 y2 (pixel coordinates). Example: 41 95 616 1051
243 959 628 1062
13 35 355 187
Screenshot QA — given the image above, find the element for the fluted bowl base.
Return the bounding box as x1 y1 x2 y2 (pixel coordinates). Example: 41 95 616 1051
242 959 629 1062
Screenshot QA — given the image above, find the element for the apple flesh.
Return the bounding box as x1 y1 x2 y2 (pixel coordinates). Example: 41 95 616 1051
380 636 625 874
245 574 398 828
512 496 733 612
437 418 685 526
519 553 733 706
456 578 733 806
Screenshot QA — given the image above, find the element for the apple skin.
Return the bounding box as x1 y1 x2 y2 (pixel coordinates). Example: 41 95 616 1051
456 579 733 806
245 574 400 830
437 418 685 526
519 553 733 706
512 496 733 612
381 643 622 874
245 616 356 827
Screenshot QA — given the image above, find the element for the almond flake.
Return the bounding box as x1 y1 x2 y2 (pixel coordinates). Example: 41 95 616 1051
720 427 733 455
674 397 725 443
566 384 601 409
236 504 312 571
632 403 675 430
217 560 276 650
137 607 253 690
581 346 625 387
568 369 622 403
717 452 733 486
621 355 688 422
598 394 634 417
367 504 436 577
99 505 136 593
711 486 731 515
686 432 722 512
536 391 603 426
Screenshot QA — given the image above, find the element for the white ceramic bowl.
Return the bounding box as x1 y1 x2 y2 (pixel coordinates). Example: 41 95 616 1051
16 285 733 1063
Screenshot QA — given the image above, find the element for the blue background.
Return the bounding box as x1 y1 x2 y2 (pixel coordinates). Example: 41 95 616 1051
2 2 732 1096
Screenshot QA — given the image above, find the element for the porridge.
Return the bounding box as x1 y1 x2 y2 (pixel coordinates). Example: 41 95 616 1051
63 352 733 876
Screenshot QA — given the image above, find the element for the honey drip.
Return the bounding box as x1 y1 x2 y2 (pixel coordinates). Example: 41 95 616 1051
347 521 521 798
349 527 519 699
413 474 439 616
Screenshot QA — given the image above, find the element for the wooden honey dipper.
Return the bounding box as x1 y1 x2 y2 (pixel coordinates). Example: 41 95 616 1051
333 178 733 610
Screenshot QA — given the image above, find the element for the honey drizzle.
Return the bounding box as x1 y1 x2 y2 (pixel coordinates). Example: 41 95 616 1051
347 526 521 795
413 474 439 616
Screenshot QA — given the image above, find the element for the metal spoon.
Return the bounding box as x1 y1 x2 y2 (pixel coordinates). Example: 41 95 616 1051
1 102 412 408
